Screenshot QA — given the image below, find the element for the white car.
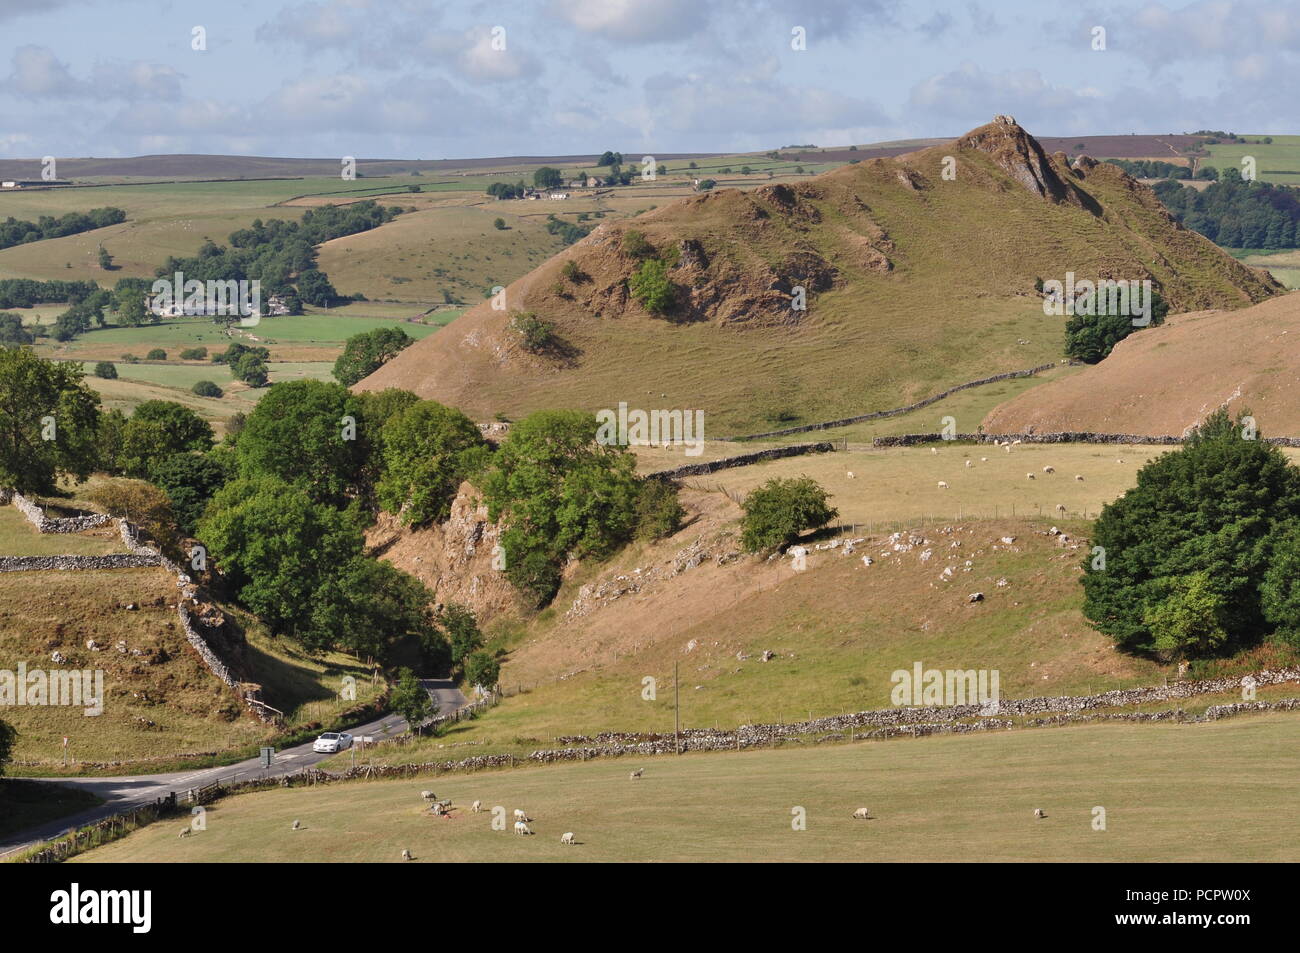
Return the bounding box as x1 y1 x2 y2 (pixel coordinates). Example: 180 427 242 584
312 731 354 753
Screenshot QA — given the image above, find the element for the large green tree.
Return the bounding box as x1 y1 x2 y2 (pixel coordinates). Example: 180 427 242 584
149 452 230 536
1083 409 1300 657
332 326 413 386
0 348 100 494
483 410 640 604
376 400 488 525
309 555 443 664
197 476 364 638
113 400 213 478
234 380 365 505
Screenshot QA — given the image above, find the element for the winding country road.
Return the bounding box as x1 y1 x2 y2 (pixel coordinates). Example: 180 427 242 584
0 678 466 859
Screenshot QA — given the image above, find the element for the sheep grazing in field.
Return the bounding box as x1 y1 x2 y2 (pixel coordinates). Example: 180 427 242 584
291 819 301 831
401 848 412 861
630 768 644 779
1004 445 1011 454
1116 458 1124 464
179 826 192 839
930 447 938 455
1055 504 1067 515
1026 472 1035 480
1043 465 1055 474
471 800 482 813
1034 808 1046 819
937 481 949 489
513 808 531 822
560 832 576 845
514 820 533 835
980 457 988 462
846 471 855 479
1075 474 1084 482
420 790 436 801
1012 439 1022 446
852 807 871 819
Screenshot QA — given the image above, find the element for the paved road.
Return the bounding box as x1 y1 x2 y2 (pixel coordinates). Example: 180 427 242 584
0 679 466 859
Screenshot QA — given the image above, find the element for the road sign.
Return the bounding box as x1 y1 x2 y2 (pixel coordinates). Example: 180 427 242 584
260 746 274 768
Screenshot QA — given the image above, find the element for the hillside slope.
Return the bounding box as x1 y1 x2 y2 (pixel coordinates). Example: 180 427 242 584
357 116 1279 434
982 292 1300 436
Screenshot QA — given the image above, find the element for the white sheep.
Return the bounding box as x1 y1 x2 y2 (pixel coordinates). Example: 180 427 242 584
846 471 855 479
1055 504 1066 515
1075 474 1084 481
964 460 972 468
852 807 871 819
401 848 412 861
630 768 643 780
937 481 949 489
1026 472 1035 480
560 832 576 845
514 808 531 821
1033 808 1046 819
1012 439 1022 446
980 457 988 462
179 826 192 838
1004 445 1011 454
291 819 301 831
1043 465 1055 474
471 800 482 813
513 820 533 835
420 790 436 801
930 447 938 454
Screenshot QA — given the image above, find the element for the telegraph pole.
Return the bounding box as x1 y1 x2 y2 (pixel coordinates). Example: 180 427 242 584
674 661 680 755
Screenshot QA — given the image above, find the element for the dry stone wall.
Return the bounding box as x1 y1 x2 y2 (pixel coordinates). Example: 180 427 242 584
647 441 835 480
724 363 1061 441
1 490 274 723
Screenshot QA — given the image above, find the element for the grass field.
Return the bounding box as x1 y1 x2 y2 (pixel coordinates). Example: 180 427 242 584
0 566 384 770
1234 248 1300 289
70 712 1300 862
686 442 1171 527
0 505 127 556
1202 135 1300 184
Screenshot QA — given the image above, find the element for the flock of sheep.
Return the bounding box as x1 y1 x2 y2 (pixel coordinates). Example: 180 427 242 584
876 443 1113 519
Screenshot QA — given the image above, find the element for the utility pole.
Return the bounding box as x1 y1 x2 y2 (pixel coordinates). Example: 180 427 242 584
674 661 680 755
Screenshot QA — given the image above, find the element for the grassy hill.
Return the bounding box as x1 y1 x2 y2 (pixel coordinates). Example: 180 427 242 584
71 712 1300 862
357 118 1279 435
982 291 1300 437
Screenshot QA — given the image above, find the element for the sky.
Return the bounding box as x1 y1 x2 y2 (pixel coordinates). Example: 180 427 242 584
0 0 1297 160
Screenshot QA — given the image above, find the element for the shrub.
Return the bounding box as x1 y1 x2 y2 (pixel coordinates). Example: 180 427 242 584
621 229 656 259
192 380 223 398
509 312 557 353
93 361 118 379
120 353 139 363
740 476 838 552
635 478 684 540
179 347 208 361
561 260 584 282
146 348 166 360
493 217 507 230
629 259 676 314
464 651 500 691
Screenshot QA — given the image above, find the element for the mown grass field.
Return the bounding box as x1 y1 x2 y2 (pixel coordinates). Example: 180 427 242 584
72 712 1300 862
1234 248 1300 289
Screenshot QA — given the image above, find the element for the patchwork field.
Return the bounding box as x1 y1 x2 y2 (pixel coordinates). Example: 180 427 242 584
71 712 1300 862
0 505 126 556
